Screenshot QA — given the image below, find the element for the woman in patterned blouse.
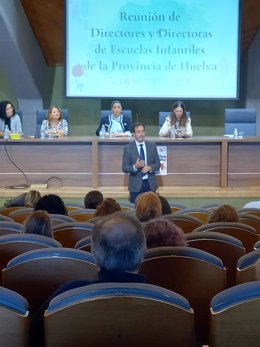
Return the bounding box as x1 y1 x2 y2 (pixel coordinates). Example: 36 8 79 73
40 106 68 138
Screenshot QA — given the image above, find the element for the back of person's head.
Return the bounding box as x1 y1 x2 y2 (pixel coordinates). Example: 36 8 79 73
135 192 162 222
84 190 104 209
143 218 187 249
23 210 53 238
95 197 121 217
25 190 41 208
92 211 146 272
157 195 171 215
34 194 68 215
208 204 240 223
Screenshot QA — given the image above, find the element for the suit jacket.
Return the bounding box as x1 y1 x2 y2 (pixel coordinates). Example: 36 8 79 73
96 113 132 136
122 140 160 193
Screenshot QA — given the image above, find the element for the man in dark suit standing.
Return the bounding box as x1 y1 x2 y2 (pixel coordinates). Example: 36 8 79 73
122 123 161 203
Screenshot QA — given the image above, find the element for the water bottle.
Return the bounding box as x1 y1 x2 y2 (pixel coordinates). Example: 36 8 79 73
175 120 181 138
3 125 9 140
99 124 106 139
233 128 238 139
170 125 176 139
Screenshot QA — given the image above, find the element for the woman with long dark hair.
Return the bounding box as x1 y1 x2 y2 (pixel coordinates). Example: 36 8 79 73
159 101 193 138
0 100 22 136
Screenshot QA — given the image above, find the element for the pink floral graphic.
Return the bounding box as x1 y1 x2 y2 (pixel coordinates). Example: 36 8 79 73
72 64 84 77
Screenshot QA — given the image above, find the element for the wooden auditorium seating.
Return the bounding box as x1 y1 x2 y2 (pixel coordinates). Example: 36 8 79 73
253 240 260 250
74 235 92 252
65 204 84 213
0 221 23 236
185 231 246 287
68 209 96 222
239 213 260 235
49 214 76 226
0 214 13 221
193 222 259 253
2 248 98 313
170 202 186 213
0 286 29 347
174 207 211 224
210 281 260 347
8 208 34 224
238 208 260 218
44 282 195 347
161 214 202 233
0 206 25 216
236 249 260 284
139 246 226 345
53 222 94 248
200 203 220 210
0 233 61 284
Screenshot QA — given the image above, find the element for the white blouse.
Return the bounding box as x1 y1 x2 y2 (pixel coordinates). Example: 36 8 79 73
159 116 193 138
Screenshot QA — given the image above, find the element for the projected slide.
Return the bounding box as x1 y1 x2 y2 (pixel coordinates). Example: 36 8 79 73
66 0 240 99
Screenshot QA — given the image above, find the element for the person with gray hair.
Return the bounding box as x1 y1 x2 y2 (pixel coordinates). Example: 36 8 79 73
92 211 146 274
30 212 147 345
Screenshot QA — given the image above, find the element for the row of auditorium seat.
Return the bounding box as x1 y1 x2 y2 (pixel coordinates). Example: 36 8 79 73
2 219 260 284
2 204 260 225
1 207 260 255
1 279 260 347
1 244 260 346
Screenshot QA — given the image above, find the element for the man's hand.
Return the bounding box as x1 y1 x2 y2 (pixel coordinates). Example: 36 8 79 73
134 158 145 169
141 165 151 174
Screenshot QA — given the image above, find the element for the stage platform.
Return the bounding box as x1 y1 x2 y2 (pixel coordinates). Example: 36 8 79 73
1 186 260 199
1 136 260 201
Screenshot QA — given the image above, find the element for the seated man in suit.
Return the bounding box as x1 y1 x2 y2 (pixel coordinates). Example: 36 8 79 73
122 122 161 203
96 100 132 137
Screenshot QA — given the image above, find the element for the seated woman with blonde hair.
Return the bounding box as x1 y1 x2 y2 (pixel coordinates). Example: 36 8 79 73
135 192 162 222
41 106 68 138
23 210 53 238
24 190 41 208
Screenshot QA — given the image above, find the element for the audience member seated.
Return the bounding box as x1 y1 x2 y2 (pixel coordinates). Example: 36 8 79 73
95 100 132 137
34 194 68 215
1 193 27 208
30 211 147 345
243 200 260 209
208 204 240 223
23 210 53 238
143 218 187 248
40 106 68 138
159 100 193 138
84 190 104 209
24 190 41 208
42 211 146 293
1 190 41 209
157 195 171 215
94 198 121 218
0 100 22 137
135 192 162 222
